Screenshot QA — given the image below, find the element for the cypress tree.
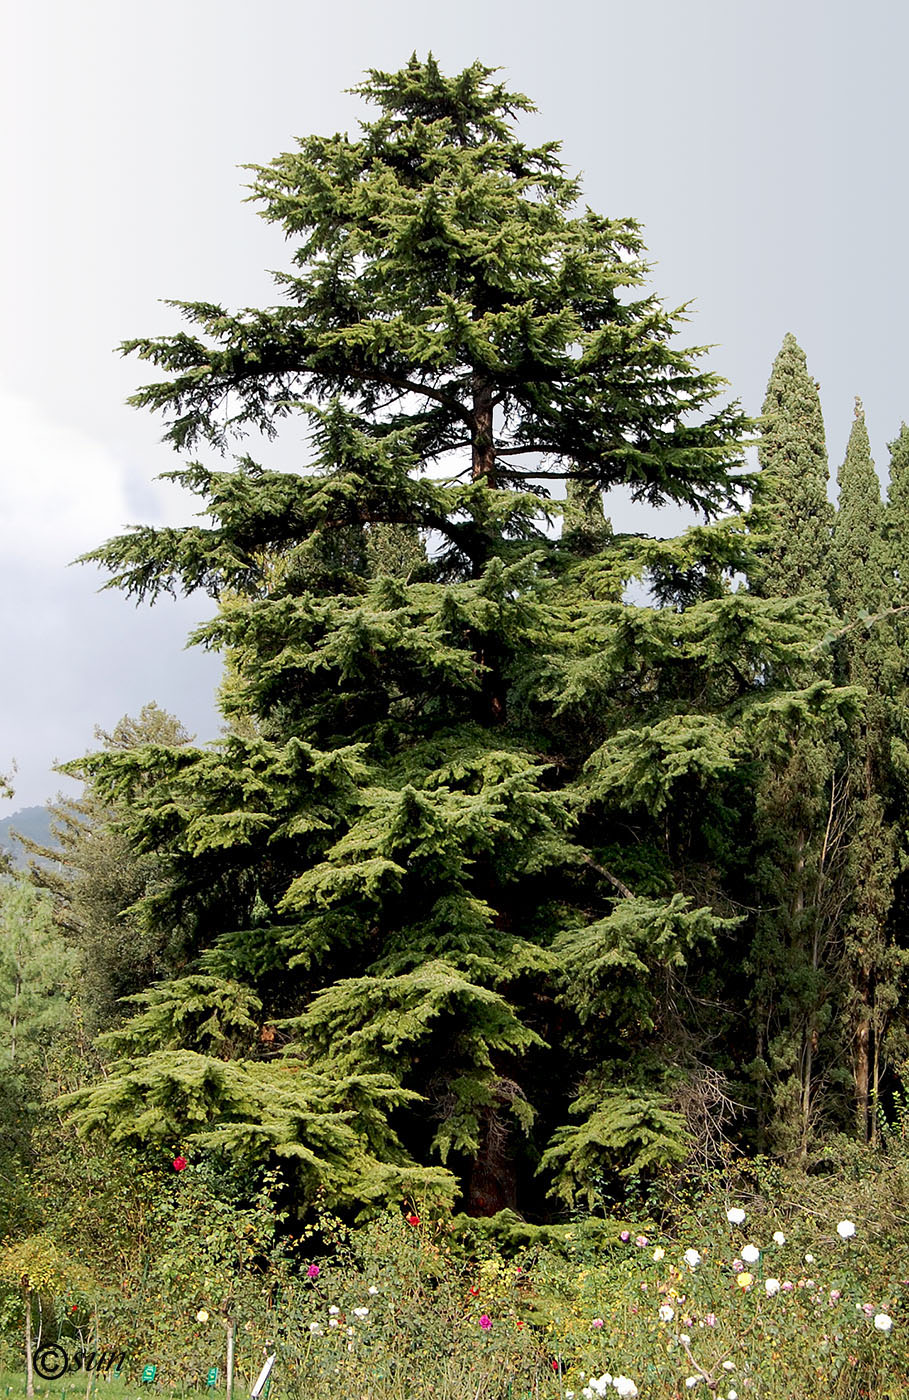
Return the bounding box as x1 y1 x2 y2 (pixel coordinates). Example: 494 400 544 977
884 423 909 604
751 332 834 600
747 335 847 1159
833 403 900 1141
832 400 887 623
66 59 836 1215
879 425 909 1120
561 479 613 557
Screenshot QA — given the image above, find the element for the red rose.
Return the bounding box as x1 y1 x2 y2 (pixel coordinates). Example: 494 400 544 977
173 1156 188 1172
405 1213 420 1226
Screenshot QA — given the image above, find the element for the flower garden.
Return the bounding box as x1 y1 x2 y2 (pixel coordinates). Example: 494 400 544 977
3 1149 908 1400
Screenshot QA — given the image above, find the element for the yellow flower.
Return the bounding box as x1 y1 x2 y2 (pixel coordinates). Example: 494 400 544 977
736 1273 753 1290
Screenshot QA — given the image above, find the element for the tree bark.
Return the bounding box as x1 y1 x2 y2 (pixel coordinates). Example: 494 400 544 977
24 1281 33 1398
855 1013 871 1143
225 1315 235 1400
11 969 21 1064
471 375 496 485
871 1017 881 1148
466 1104 518 1216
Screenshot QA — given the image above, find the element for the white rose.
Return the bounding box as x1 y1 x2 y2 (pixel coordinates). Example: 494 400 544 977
726 1207 746 1224
837 1220 856 1239
772 1231 785 1245
612 1380 637 1399
684 1248 701 1268
874 1313 893 1333
659 1305 674 1322
741 1244 760 1264
764 1278 781 1296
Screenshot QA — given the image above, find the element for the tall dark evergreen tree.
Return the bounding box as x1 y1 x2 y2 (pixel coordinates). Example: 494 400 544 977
877 425 909 1116
884 424 909 606
66 59 837 1216
833 403 903 1141
746 334 848 1159
23 705 194 1031
832 400 887 619
751 332 834 600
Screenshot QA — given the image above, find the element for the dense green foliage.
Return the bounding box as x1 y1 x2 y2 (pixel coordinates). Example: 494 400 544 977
61 55 829 1221
29 56 906 1221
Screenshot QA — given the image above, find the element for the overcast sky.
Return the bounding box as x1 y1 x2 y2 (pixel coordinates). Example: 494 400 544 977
1 0 906 813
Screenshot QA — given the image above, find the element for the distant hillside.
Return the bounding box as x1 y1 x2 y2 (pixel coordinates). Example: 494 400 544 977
0 805 57 869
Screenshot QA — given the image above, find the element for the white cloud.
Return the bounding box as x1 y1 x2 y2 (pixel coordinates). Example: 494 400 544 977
0 384 221 812
0 386 135 568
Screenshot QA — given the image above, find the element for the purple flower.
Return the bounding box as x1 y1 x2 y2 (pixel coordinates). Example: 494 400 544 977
635 1235 648 1247
591 1318 604 1329
732 1259 744 1272
479 1314 492 1331
705 1313 716 1327
307 1265 320 1280
620 1231 630 1242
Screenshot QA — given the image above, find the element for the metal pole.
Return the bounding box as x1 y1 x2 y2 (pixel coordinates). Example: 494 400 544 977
225 1318 235 1400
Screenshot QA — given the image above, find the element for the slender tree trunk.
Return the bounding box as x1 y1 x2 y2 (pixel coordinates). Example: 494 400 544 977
24 1281 34 1398
225 1316 235 1400
855 1022 871 1142
11 969 21 1063
793 826 814 1162
85 1308 99 1400
871 1017 881 1148
800 1034 813 1162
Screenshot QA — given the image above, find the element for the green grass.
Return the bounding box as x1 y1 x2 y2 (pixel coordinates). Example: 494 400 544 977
0 1374 230 1400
